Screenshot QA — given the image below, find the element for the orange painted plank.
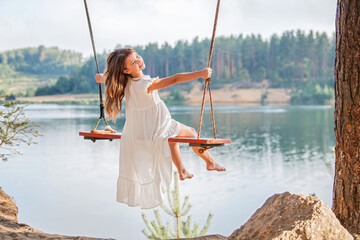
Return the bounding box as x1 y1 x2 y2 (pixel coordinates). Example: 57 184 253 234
79 132 231 144
168 137 231 144
79 131 121 139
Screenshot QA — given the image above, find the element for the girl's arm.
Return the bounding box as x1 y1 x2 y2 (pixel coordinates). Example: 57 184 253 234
147 68 212 93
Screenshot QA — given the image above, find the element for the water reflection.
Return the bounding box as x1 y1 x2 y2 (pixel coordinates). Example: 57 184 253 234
173 105 334 164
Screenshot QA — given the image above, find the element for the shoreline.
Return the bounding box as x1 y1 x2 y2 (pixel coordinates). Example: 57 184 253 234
184 83 291 106
15 87 292 105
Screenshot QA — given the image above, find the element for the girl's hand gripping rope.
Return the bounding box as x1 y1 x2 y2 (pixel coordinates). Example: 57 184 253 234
201 68 212 80
95 74 105 83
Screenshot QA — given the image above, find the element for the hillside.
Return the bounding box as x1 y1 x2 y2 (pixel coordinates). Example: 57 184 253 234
0 46 82 96
0 69 58 97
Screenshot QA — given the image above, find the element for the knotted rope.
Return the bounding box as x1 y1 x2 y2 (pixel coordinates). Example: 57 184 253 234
83 0 109 130
197 0 221 139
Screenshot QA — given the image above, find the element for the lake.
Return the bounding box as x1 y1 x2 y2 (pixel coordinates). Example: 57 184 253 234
0 104 335 239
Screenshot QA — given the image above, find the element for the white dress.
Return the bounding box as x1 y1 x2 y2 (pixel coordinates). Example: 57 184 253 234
116 75 180 209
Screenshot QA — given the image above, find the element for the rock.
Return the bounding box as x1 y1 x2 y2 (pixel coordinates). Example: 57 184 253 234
0 232 111 240
171 234 228 240
229 192 354 240
0 187 18 222
0 188 113 240
0 215 42 234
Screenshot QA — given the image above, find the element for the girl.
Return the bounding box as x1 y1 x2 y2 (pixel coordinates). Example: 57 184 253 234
98 48 225 209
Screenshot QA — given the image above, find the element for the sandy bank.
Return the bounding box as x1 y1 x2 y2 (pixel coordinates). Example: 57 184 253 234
18 94 99 104
184 83 290 105
18 86 291 105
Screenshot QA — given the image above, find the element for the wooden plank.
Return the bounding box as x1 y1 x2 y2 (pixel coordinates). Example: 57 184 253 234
79 132 231 144
79 131 121 139
168 137 231 144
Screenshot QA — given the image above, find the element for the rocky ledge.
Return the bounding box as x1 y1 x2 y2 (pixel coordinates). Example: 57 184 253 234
0 188 356 240
0 188 113 240
228 192 353 240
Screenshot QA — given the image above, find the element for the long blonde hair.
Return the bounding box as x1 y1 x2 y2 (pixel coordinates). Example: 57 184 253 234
104 48 134 121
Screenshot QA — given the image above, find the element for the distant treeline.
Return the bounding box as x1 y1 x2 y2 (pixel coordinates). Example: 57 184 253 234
33 30 336 103
0 46 82 77
135 30 335 89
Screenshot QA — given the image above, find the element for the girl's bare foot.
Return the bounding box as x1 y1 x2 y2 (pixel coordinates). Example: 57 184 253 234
179 169 194 181
206 162 226 171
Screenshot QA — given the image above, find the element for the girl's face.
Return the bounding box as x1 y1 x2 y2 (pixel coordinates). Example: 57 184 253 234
123 51 146 78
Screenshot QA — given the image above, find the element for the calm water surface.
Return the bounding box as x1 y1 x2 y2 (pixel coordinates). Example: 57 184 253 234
0 104 335 239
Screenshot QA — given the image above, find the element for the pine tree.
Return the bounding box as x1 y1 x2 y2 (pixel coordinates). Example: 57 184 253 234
142 172 213 239
0 99 41 161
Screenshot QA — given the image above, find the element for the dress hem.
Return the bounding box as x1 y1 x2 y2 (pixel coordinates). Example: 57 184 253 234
116 167 173 209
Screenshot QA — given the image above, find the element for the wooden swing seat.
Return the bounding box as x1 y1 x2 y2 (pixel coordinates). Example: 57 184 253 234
79 131 231 153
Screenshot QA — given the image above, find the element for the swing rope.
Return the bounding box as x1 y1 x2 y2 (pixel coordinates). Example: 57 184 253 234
79 0 230 150
83 0 109 131
197 0 221 139
83 0 221 137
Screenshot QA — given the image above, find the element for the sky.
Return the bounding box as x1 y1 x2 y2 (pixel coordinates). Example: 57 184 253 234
0 0 337 57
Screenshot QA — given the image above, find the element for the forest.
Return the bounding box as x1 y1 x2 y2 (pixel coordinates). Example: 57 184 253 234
1 30 335 104
0 46 82 76
0 46 82 97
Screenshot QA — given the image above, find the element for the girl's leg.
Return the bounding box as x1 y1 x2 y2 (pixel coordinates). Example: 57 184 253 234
169 142 193 180
177 123 226 171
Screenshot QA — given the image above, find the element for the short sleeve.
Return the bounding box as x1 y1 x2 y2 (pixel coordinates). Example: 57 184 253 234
127 76 161 110
137 76 158 95
146 77 159 94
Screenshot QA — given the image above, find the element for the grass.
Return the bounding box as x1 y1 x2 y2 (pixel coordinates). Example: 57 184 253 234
0 68 58 97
